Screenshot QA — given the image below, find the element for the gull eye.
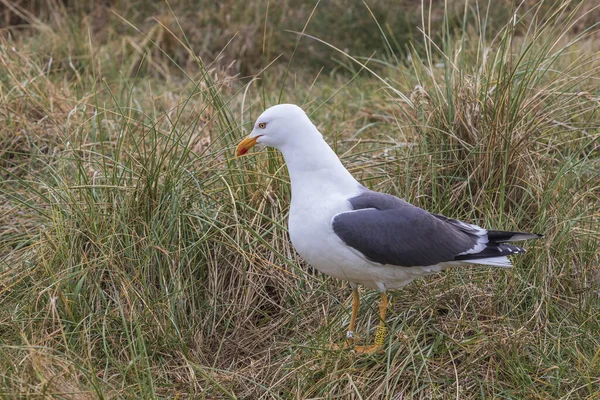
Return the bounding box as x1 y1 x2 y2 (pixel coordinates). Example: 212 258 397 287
258 122 267 129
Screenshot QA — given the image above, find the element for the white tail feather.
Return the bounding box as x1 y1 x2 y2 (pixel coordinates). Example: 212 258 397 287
463 256 513 268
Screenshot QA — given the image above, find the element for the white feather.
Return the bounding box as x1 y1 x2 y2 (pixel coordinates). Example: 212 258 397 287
462 256 513 268
458 225 488 255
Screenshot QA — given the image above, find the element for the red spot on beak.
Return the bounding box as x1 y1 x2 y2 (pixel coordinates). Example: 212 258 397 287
236 135 262 157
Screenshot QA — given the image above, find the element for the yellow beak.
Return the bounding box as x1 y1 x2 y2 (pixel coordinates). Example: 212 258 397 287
236 135 260 157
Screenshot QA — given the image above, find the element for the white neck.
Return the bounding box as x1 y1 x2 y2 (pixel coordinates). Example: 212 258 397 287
278 135 360 204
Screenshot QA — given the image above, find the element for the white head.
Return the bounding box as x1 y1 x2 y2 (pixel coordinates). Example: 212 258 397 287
235 103 359 190
236 104 322 155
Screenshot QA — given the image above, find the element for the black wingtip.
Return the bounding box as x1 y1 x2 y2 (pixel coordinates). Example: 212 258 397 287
487 230 544 243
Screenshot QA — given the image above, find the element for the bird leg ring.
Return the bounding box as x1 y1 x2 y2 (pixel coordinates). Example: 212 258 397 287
374 325 387 346
374 292 388 346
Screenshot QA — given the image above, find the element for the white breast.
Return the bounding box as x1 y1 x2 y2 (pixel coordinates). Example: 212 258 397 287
288 187 354 278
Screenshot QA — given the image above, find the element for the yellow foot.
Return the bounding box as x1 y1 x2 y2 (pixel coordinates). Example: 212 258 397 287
353 344 383 354
352 325 387 353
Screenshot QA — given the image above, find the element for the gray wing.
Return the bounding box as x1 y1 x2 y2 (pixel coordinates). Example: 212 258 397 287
331 189 486 267
332 188 540 267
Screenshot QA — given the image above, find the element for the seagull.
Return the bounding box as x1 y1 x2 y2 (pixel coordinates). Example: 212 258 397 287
236 104 542 353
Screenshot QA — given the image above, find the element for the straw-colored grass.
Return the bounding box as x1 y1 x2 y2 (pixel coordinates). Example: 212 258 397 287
1 0 599 398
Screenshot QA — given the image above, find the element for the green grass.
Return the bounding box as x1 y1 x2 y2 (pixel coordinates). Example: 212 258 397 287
1 0 599 398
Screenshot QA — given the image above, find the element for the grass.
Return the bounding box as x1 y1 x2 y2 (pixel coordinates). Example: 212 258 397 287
1 0 599 398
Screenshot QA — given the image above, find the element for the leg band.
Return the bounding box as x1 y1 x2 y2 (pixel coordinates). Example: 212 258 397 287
374 325 386 345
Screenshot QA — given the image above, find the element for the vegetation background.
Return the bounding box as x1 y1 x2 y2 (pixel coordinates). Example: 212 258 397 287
1 0 599 398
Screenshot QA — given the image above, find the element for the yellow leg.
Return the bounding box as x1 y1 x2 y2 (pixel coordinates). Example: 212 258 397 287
346 287 360 345
329 287 360 350
354 292 388 354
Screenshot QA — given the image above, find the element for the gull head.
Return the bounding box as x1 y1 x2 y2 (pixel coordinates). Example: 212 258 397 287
236 104 321 156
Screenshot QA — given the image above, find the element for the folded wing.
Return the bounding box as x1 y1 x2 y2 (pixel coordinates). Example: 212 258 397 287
331 189 541 267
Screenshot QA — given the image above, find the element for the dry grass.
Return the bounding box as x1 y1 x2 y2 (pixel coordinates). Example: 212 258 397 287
1 0 599 398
